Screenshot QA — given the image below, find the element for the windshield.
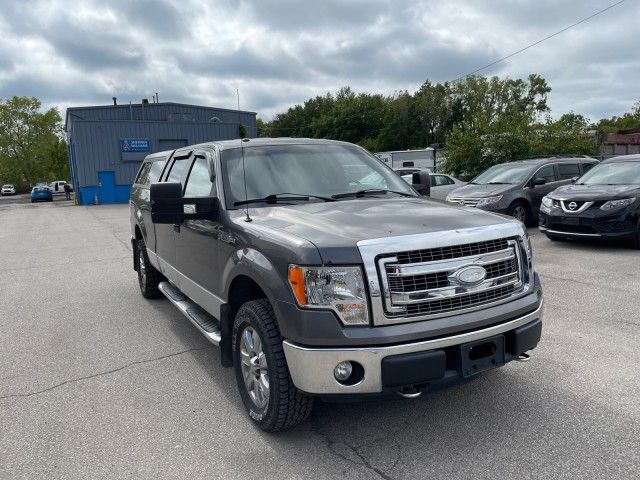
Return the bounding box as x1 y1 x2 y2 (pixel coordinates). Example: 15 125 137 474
220 144 415 208
472 164 534 185
577 161 640 185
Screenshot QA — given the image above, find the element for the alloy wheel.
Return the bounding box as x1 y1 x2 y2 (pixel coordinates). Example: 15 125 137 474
239 326 270 409
138 249 147 284
513 205 527 223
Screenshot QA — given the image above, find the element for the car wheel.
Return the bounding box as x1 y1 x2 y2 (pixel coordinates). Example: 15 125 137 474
633 222 640 249
232 298 313 432
136 238 162 298
508 201 532 226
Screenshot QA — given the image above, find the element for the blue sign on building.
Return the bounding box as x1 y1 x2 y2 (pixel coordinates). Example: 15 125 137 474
120 138 151 152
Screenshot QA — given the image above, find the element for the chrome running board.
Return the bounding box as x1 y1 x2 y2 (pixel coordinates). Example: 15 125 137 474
158 281 221 346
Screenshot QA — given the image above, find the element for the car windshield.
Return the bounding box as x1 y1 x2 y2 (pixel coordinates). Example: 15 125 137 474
471 164 534 185
220 143 415 208
3 185 12 188
576 161 640 185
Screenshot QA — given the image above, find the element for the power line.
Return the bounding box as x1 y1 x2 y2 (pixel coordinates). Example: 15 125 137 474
451 0 626 82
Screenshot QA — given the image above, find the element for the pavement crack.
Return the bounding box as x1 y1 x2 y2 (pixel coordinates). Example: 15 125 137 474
309 417 396 480
0 346 211 401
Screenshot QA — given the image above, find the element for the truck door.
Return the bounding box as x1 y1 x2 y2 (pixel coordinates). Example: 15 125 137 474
154 150 192 270
173 150 224 316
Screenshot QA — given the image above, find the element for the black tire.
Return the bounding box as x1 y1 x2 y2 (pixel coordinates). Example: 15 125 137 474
136 238 162 298
508 201 533 227
232 299 313 432
632 222 640 249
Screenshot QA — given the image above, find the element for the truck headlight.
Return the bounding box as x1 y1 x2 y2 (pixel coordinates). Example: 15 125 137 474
288 265 369 325
541 196 553 208
476 195 503 207
600 197 636 210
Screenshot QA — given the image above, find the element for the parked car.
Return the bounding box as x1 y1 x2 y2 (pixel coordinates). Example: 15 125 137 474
31 186 53 202
446 156 598 226
50 180 72 194
1 184 16 196
399 170 466 200
539 154 640 247
130 138 542 432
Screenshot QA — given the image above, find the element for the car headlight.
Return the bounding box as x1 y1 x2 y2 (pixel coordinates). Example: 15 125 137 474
600 197 636 210
476 195 503 207
541 196 553 208
288 265 369 325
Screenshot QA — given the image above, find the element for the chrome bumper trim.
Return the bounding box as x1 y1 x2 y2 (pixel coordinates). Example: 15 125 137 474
539 227 602 238
283 301 543 395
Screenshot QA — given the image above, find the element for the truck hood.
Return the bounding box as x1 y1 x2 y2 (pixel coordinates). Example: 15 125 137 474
448 183 514 198
548 184 640 201
236 197 516 263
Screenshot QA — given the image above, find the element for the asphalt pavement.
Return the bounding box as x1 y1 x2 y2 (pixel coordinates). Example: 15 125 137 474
0 202 638 479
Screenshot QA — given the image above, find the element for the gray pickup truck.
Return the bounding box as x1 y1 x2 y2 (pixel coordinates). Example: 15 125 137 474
130 138 543 432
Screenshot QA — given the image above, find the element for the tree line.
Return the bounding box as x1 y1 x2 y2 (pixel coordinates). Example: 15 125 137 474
0 96 68 192
260 74 640 177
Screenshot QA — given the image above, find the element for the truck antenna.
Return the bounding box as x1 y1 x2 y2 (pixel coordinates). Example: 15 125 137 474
237 87 251 222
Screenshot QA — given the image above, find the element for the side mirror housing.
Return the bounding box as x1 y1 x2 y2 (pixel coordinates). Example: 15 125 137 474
532 177 546 187
150 182 220 224
151 182 184 224
571 176 579 183
412 171 431 196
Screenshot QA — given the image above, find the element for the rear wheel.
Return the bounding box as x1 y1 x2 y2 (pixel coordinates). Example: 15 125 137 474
232 299 313 432
136 238 162 298
508 201 532 226
633 222 640 249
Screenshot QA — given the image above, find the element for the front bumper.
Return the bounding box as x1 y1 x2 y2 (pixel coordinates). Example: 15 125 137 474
539 207 636 239
283 301 543 395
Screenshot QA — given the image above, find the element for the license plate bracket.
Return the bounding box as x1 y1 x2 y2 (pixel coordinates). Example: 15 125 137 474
459 335 505 378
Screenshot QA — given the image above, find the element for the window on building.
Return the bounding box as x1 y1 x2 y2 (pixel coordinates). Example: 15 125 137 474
557 163 581 180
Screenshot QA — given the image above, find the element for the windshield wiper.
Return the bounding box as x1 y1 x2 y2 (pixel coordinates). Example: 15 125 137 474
234 192 334 207
331 189 415 200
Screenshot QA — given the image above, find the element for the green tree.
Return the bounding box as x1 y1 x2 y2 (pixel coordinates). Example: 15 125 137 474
0 96 65 190
596 99 640 132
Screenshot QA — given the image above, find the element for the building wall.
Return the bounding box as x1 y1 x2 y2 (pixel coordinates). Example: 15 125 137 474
67 103 257 205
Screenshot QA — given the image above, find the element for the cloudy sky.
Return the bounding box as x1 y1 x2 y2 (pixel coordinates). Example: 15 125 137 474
0 0 637 121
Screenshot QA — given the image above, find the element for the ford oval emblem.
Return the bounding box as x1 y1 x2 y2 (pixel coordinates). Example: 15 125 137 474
455 266 487 286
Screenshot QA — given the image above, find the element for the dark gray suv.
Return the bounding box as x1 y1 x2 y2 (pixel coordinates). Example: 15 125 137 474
446 156 598 226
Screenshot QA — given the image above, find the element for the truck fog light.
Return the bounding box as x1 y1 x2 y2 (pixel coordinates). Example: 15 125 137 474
334 361 353 381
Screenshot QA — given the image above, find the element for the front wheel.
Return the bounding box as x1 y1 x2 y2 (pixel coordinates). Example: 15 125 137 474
136 238 162 298
633 222 640 249
232 299 313 432
508 201 532 226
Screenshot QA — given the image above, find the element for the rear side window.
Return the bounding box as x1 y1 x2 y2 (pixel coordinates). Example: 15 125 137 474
557 163 580 180
581 162 596 173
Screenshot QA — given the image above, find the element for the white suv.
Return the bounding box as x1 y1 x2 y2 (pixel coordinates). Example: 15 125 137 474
1 184 16 196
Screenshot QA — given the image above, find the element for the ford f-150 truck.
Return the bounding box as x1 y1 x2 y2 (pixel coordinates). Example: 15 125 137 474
130 138 543 432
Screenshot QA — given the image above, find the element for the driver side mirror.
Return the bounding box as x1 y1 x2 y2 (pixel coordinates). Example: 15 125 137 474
150 182 219 224
412 171 431 197
571 176 579 183
532 177 546 187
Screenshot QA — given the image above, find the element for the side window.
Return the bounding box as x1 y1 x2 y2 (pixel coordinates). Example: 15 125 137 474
433 175 452 186
582 162 596 173
148 159 166 183
135 163 152 186
184 157 215 197
166 158 189 183
535 165 557 183
557 163 581 180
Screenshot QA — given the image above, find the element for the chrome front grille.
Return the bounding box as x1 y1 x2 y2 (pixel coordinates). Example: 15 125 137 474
447 197 481 207
379 238 524 319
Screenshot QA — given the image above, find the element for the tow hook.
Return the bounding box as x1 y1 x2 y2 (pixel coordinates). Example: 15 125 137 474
397 386 422 399
516 352 531 362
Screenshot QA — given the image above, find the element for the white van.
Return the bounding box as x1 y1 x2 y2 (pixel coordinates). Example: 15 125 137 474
50 180 71 194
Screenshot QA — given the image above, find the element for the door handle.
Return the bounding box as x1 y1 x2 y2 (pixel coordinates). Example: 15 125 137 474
173 223 181 233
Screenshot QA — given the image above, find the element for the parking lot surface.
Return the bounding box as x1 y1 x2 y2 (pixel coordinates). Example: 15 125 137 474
1 202 638 479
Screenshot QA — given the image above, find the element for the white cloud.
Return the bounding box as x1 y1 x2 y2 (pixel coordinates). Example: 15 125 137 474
0 0 637 120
